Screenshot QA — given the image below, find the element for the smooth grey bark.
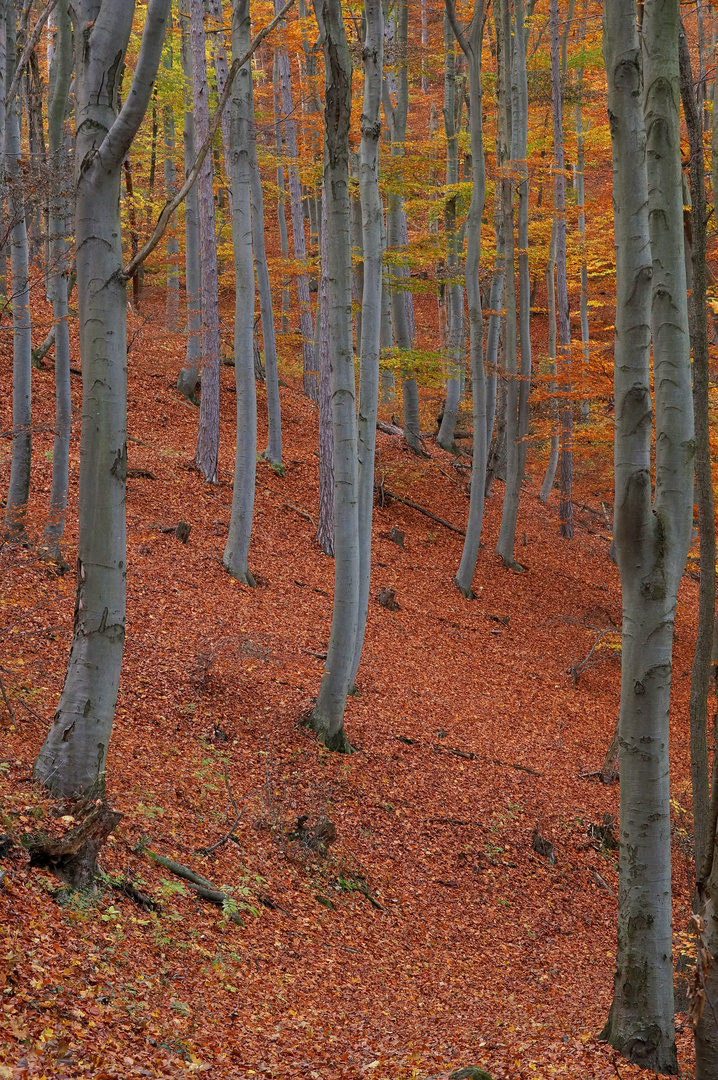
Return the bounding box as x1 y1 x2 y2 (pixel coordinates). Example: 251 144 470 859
208 0 232 213
496 0 529 569
539 220 559 503
274 0 316 400
177 0 202 399
34 0 171 800
679 26 718 1079
162 23 180 332
222 0 257 585
350 0 383 686
379 211 395 403
350 152 364 354
437 13 462 452
191 0 220 483
382 0 420 455
550 0 573 540
40 0 72 561
307 0 356 753
448 0 486 599
600 1 692 1071
273 51 290 334
484 180 505 457
575 0 589 421
316 186 334 557
3 3 32 541
248 80 282 465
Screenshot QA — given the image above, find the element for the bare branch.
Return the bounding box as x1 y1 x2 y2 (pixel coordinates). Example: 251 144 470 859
5 0 58 112
123 0 297 280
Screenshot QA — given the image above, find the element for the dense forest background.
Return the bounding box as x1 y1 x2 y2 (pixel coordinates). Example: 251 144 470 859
1 1 716 1077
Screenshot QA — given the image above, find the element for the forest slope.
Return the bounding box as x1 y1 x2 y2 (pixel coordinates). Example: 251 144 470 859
0 293 699 1079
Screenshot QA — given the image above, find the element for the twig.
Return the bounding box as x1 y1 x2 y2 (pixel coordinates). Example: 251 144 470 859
197 765 245 854
5 0 58 111
0 671 17 728
492 758 542 776
376 486 466 537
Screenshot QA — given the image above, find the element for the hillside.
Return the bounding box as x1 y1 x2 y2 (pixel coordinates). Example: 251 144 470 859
0 292 699 1079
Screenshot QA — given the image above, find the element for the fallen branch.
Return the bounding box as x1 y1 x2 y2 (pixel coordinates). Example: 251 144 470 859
145 848 244 920
376 486 466 537
492 759 542 776
283 501 316 527
110 878 161 912
196 765 245 855
432 743 475 760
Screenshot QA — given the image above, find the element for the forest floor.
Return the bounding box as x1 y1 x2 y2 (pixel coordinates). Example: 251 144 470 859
0 291 702 1079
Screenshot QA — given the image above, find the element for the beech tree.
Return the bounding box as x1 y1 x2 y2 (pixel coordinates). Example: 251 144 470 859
34 0 172 799
306 0 356 752
601 0 693 1070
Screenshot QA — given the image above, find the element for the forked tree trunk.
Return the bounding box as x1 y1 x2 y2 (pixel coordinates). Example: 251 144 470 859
600 2 692 1071
40 0 72 561
34 0 171 800
350 0 383 685
449 0 486 599
307 0 356 753
3 5 32 542
222 0 257 585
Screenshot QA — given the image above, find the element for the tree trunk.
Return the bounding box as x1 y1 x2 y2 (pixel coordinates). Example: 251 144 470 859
600 2 692 1071
382 2 420 455
274 0 316 401
222 0 257 585
450 0 486 599
34 0 171 800
191 0 220 483
575 0 590 421
307 0 356 753
272 51 291 334
539 221 559 503
3 4 32 542
551 0 573 539
162 21 180 332
177 0 202 400
350 0 383 685
316 187 334 558
40 0 72 562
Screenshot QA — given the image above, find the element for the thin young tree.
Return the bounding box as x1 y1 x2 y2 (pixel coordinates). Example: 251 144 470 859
40 0 73 562
176 0 202 399
190 0 220 483
223 0 257 586
600 0 693 1069
306 0 356 753
162 19 180 332
351 0 383 685
34 0 172 800
3 3 32 542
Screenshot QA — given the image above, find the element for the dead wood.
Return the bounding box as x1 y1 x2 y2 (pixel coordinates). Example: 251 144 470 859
127 467 157 480
110 878 161 911
375 486 466 536
493 759 542 776
27 804 123 890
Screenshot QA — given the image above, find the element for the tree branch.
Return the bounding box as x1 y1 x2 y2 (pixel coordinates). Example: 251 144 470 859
122 0 297 280
5 0 58 111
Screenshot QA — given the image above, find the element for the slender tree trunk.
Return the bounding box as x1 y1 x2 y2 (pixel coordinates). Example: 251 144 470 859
3 4 32 542
177 0 202 399
437 13 463 452
40 0 72 561
450 0 486 599
539 221 559 502
383 0 420 455
307 0 356 753
679 25 718 1079
34 0 171 800
222 0 257 584
274 0 316 400
550 0 573 540
273 51 290 334
191 0 220 483
163 22 180 332
316 187 334 557
350 0 383 685
575 0 589 421
600 2 692 1070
